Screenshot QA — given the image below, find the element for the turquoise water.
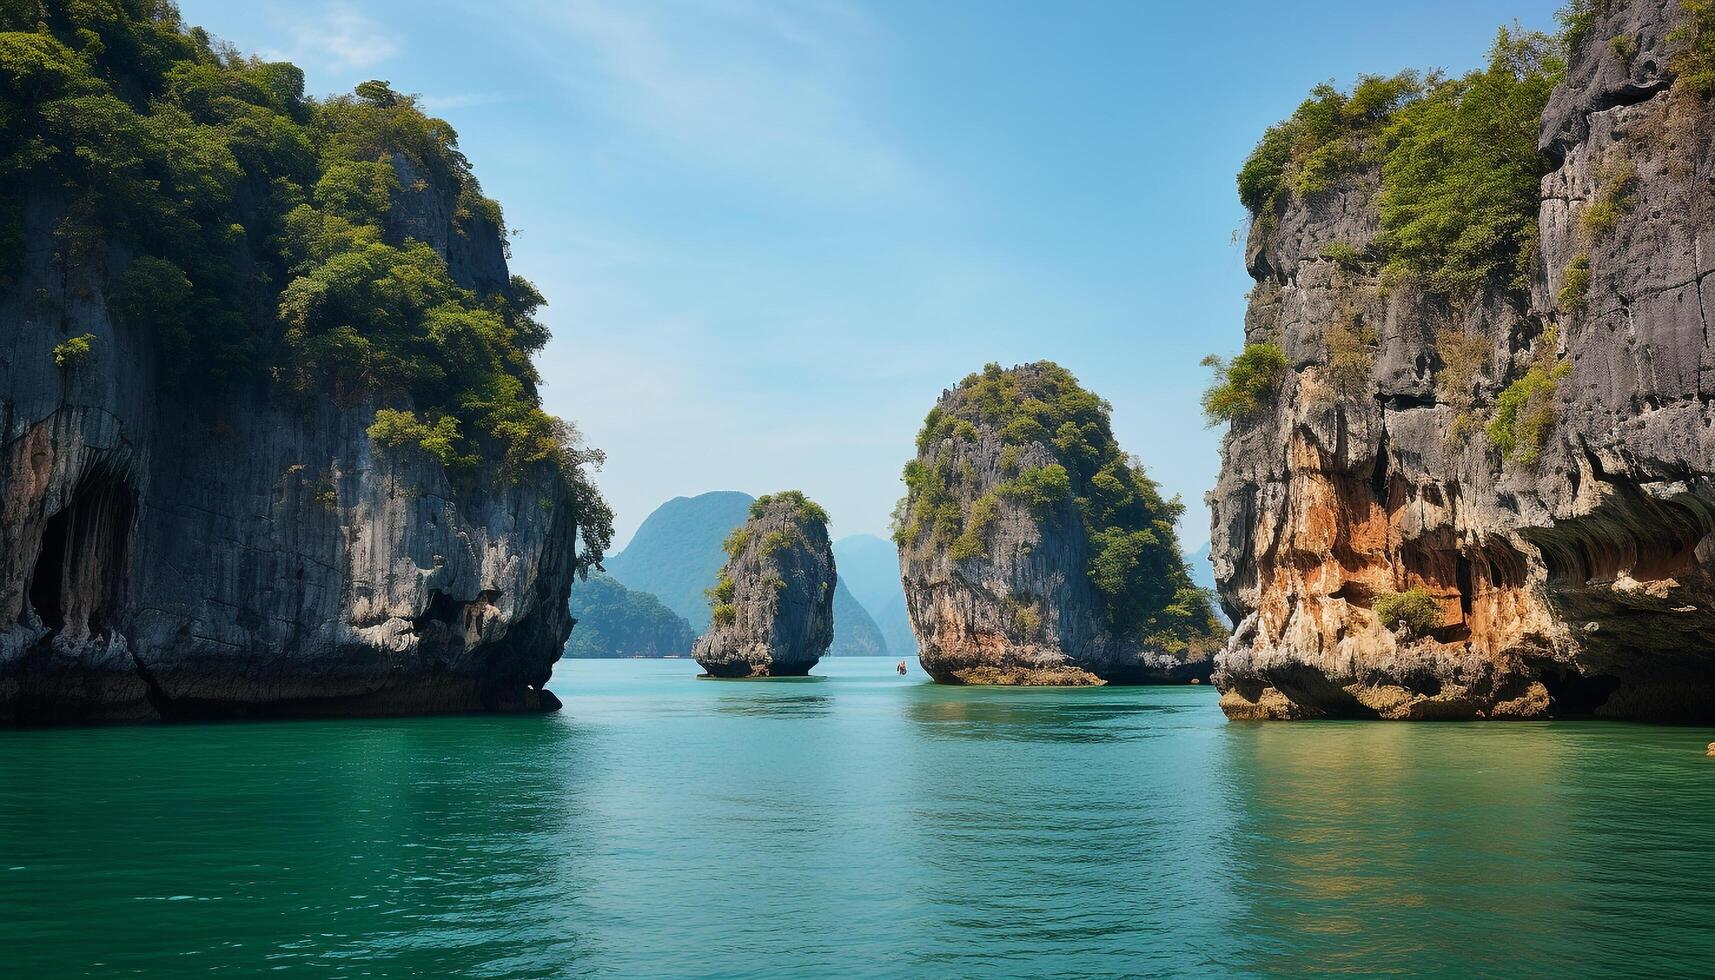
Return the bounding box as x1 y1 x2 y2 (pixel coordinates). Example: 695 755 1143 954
2 657 1713 977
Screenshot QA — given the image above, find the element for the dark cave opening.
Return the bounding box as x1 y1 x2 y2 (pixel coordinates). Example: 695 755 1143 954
1455 555 1474 617
22 468 135 637
1370 431 1390 499
27 507 68 631
1538 667 1621 716
416 590 465 630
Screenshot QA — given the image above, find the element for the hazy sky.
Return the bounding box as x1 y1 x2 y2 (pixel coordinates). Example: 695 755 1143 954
179 0 1562 550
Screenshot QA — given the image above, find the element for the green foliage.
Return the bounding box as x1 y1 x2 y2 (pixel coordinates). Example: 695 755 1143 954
1610 33 1638 66
1671 0 1715 97
751 489 829 527
0 4 608 572
899 361 1222 644
1559 253 1592 314
1376 28 1564 294
0 4 612 576
1580 154 1637 241
706 571 735 606
367 407 475 468
998 464 1072 515
565 572 696 659
51 332 94 369
1320 240 1365 271
1007 598 1042 637
1237 27 1560 296
1200 343 1288 424
1326 319 1377 394
312 159 396 223
1487 332 1569 464
722 526 753 560
709 602 736 626
1236 71 1422 213
115 256 192 373
1434 328 1491 407
315 472 338 511
1373 588 1442 638
895 454 964 548
949 492 999 561
1557 0 1610 55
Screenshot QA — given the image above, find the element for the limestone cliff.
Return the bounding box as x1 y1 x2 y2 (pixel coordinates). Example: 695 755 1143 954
897 363 1223 685
1211 0 1715 721
0 11 602 722
693 492 836 677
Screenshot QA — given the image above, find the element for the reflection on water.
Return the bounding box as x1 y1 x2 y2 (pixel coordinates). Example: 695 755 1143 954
1 657 1712 976
901 685 1178 743
713 692 834 718
1213 722 1715 975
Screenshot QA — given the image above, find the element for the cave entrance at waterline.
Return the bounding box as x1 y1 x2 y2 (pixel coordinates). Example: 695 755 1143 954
23 468 135 637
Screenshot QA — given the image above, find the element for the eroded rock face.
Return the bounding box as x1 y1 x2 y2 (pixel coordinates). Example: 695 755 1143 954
898 363 1223 686
0 180 576 724
1211 0 1715 722
692 492 835 677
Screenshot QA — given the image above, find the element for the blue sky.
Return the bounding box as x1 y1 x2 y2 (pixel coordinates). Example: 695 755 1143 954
179 0 1562 551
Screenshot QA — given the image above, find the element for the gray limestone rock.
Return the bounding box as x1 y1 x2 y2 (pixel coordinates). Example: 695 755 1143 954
897 362 1222 686
692 492 836 678
0 161 576 724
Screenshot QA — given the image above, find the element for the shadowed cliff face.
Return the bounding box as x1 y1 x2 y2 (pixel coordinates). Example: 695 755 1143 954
1211 0 1715 722
0 171 577 724
692 494 835 678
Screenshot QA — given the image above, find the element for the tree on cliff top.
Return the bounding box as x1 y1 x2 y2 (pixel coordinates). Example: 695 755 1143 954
1236 26 1563 298
896 361 1223 652
0 0 611 573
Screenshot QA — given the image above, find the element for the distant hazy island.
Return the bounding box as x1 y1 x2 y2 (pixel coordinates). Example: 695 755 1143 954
569 491 892 659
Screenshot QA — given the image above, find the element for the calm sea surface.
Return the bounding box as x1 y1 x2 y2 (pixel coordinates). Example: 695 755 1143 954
2 656 1713 977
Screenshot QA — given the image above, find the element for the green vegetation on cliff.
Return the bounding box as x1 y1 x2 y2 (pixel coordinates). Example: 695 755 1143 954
0 1 609 571
709 491 830 621
1671 0 1715 96
1236 71 1421 214
1487 328 1570 466
1377 28 1563 293
1236 27 1564 296
749 490 829 527
1200 344 1288 424
1373 588 1441 638
51 332 95 369
897 362 1220 650
1557 0 1607 54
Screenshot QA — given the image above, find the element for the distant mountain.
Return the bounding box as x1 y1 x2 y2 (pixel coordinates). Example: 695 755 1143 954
565 572 696 658
605 491 887 657
833 534 916 657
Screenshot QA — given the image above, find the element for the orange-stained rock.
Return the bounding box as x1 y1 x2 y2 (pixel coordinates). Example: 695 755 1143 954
1210 0 1715 722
